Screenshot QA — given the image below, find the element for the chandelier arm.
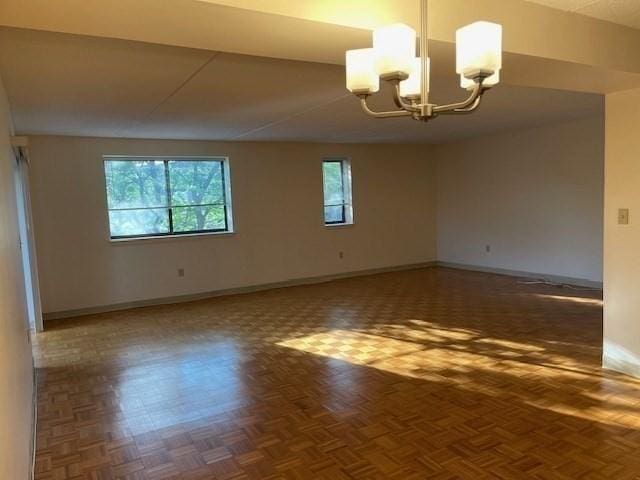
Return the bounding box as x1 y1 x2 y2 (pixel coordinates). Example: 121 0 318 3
432 83 483 114
437 96 482 115
392 84 420 112
359 97 414 118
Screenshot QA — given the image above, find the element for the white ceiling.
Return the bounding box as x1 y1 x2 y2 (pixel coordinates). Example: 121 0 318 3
0 27 603 144
527 0 640 29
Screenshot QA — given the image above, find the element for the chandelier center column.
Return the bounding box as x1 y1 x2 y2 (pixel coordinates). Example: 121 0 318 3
420 0 430 117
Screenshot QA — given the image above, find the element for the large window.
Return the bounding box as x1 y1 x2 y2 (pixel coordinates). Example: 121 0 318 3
104 157 233 239
322 158 353 225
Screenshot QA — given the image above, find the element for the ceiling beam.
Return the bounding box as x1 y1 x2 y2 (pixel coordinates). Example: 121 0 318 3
1 0 640 93
199 0 640 77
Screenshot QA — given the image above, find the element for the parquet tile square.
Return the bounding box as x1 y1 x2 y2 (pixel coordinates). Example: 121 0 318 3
33 267 640 479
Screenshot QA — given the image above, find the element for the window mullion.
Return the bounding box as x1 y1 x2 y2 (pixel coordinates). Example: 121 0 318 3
220 161 229 231
339 160 346 208
220 161 227 205
339 161 346 222
164 160 174 234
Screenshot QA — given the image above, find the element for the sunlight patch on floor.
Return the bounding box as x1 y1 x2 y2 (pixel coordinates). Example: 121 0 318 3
277 326 640 429
276 326 545 381
535 293 603 306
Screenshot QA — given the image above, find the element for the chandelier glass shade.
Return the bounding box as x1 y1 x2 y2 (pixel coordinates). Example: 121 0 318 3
345 0 502 122
373 24 416 78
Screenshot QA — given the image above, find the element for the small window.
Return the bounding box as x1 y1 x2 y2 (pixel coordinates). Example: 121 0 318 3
322 158 353 225
104 157 233 239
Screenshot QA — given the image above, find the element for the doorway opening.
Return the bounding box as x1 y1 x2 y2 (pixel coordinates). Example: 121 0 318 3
12 138 42 332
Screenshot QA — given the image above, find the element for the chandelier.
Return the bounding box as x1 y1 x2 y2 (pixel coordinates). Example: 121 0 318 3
345 0 502 122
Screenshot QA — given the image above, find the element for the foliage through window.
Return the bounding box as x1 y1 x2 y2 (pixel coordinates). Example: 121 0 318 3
322 158 353 225
104 157 233 239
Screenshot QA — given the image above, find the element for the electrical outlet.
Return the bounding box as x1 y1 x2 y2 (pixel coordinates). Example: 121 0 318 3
618 208 630 225
338 251 344 259
177 268 185 277
485 245 491 253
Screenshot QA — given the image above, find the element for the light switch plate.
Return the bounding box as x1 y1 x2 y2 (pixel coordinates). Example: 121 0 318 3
618 208 630 225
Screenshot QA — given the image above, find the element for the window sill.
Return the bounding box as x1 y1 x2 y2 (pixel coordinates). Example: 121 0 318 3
109 230 235 244
325 222 354 229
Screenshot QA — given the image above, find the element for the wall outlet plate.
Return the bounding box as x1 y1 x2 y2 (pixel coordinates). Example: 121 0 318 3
618 208 630 225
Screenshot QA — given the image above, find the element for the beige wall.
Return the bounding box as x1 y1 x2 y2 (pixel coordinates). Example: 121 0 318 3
0 79 34 478
603 87 640 377
28 136 437 315
436 117 604 283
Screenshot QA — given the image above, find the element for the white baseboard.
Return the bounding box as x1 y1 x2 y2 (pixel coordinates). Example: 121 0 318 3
43 261 438 321
43 260 603 322
436 261 602 289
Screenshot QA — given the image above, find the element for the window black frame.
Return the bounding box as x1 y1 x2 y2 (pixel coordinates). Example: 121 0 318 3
322 158 350 225
104 157 231 240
